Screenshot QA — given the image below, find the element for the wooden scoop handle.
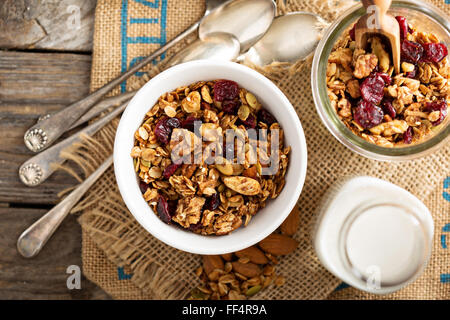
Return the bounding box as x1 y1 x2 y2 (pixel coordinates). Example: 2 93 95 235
361 0 391 16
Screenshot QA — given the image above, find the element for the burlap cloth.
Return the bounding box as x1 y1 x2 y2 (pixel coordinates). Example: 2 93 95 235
63 0 450 299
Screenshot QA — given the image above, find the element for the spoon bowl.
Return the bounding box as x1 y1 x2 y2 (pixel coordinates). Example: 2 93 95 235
199 0 276 52
242 12 325 66
166 32 240 68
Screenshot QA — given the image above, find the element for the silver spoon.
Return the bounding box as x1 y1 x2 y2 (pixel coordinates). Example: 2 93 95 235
19 102 128 187
199 0 276 52
238 12 325 66
23 0 275 153
166 32 240 67
17 156 113 258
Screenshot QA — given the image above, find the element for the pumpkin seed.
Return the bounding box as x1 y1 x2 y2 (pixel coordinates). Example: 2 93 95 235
191 288 207 300
238 105 250 121
245 285 261 296
245 92 259 109
215 157 233 176
141 159 151 167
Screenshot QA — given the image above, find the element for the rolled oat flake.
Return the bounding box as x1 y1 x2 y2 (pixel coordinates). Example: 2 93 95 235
313 176 434 294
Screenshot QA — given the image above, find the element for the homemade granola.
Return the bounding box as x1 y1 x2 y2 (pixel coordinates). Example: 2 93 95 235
327 16 449 147
131 79 290 235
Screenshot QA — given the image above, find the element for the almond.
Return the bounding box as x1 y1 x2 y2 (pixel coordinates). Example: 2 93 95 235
231 261 261 278
221 253 233 262
280 205 300 236
223 176 261 196
235 246 269 265
203 255 224 276
259 234 299 256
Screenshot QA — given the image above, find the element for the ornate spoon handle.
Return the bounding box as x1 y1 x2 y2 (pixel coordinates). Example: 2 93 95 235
17 155 113 258
37 91 136 130
19 101 128 187
24 22 199 153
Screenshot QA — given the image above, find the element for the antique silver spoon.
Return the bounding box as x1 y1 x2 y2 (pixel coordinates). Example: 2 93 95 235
23 0 275 153
238 12 325 66
17 156 113 258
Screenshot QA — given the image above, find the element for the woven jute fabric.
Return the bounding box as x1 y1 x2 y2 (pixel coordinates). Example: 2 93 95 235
65 0 450 299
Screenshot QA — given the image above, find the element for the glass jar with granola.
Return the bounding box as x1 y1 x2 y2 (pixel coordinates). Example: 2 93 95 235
328 16 448 147
130 79 290 236
312 1 450 160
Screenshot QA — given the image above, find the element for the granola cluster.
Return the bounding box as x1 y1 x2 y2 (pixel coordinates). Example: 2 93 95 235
131 80 290 235
327 16 449 147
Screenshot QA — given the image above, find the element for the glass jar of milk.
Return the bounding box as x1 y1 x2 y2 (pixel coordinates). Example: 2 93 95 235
313 176 434 294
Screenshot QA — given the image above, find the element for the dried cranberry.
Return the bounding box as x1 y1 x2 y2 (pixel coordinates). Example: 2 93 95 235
424 100 448 126
382 99 396 119
181 115 199 131
421 43 448 63
395 16 409 40
168 200 177 215
154 117 180 145
349 23 356 41
222 99 240 114
157 195 171 224
403 126 413 144
213 80 239 102
163 161 182 179
374 72 392 85
205 193 220 211
258 109 277 126
360 74 385 105
354 100 384 129
401 40 423 64
139 181 149 194
241 114 257 129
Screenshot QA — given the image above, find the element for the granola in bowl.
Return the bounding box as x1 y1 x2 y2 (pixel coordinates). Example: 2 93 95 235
327 16 449 148
131 79 290 236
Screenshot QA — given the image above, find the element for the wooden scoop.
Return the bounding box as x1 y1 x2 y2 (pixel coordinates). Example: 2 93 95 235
355 0 400 74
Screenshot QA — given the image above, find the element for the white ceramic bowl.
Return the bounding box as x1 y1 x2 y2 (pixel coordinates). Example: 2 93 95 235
114 60 307 255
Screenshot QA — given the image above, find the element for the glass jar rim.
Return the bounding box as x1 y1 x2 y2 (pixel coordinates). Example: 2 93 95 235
311 0 450 161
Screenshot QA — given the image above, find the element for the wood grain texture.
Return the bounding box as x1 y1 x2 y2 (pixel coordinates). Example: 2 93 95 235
0 51 92 204
0 0 96 52
0 207 110 299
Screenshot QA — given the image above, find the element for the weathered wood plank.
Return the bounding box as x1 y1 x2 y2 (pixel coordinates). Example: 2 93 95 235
0 51 92 204
0 207 110 299
0 0 96 52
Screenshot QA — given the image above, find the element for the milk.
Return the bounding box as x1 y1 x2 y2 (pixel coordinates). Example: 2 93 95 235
313 176 433 294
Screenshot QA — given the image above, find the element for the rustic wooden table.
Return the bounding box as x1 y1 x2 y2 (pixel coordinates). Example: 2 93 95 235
0 0 110 299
